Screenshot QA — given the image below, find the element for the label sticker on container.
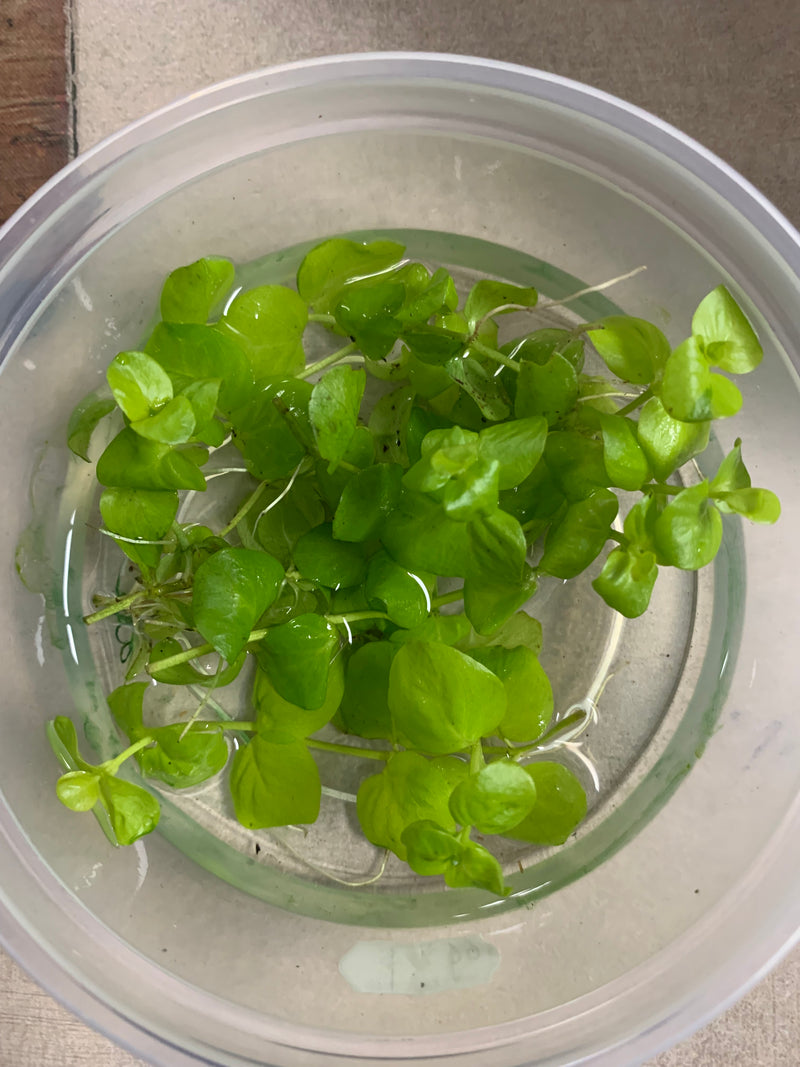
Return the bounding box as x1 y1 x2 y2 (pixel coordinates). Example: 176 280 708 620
339 936 499 996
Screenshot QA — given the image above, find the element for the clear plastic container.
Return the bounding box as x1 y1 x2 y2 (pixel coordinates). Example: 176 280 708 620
1 53 800 1067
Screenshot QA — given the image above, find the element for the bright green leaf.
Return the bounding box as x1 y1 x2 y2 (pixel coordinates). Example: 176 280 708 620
96 428 207 491
691 285 763 373
253 654 345 740
293 522 368 587
193 546 284 660
107 351 173 422
296 237 406 312
67 391 116 462
309 365 366 470
598 412 650 490
587 316 671 384
653 481 722 570
470 645 553 742
636 397 710 481
365 550 429 629
333 463 402 541
539 488 619 579
160 256 235 324
229 736 320 829
146 322 254 415
504 761 587 845
449 760 536 834
217 285 308 378
389 641 507 754
478 416 548 490
592 545 658 618
256 614 338 711
338 642 396 740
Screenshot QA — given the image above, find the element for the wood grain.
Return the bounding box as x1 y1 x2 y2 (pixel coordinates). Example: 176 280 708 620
0 0 70 224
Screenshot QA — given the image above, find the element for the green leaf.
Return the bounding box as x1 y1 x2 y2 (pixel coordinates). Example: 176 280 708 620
130 395 197 445
160 256 235 324
98 776 160 846
592 545 658 618
469 645 553 743
253 654 345 740
539 488 619 579
297 237 405 312
356 751 467 860
138 725 229 788
309 365 366 470
390 614 471 647
450 760 536 834
504 761 587 845
67 391 116 462
514 353 578 426
503 329 584 372
464 280 538 330
147 638 245 688
478 416 548 490
710 438 750 494
334 282 405 360
180 377 221 437
598 412 650 490
442 458 500 520
229 736 320 829
256 614 338 711
333 463 402 541
241 476 324 567
193 546 284 660
381 490 472 577
96 428 207 491
636 397 710 481
231 378 312 482
146 322 254 414
446 355 511 421
364 550 429 628
463 566 537 637
48 716 90 770
368 385 415 467
444 839 509 896
691 285 763 373
499 461 565 530
653 481 722 570
544 431 609 501
660 336 743 422
713 487 781 523
99 487 178 570
389 641 506 754
587 316 671 384
293 522 367 587
467 509 528 584
401 820 461 875
403 327 466 366
623 493 660 550
338 642 396 740
397 267 458 326
107 351 173 421
460 610 543 656
217 285 308 378
56 771 101 812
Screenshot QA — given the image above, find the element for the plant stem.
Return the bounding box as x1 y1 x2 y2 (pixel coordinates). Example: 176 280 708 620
149 628 270 672
616 385 654 416
431 589 464 609
308 313 336 326
101 735 155 775
306 739 392 761
470 742 486 774
84 588 146 625
469 338 522 374
295 342 359 380
326 609 391 625
607 530 626 545
219 480 268 538
648 481 681 495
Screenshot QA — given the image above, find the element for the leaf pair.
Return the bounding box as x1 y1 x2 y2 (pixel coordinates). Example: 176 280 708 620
48 716 160 846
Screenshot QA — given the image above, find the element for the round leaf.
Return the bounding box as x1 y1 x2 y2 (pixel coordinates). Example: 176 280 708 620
217 285 308 378
587 316 670 384
514 354 578 426
293 523 368 587
253 654 345 740
130 395 196 445
592 545 658 618
99 776 160 846
256 614 339 711
309 365 367 469
504 761 587 846
691 285 763 374
333 463 402 542
229 736 320 829
388 641 507 754
296 237 406 312
339 641 396 740
145 322 254 414
598 413 650 491
160 256 235 324
401 820 461 876
478 416 548 490
365 551 429 629
636 397 710 481
56 771 101 812
470 645 553 743
539 488 619 580
449 760 537 834
193 546 285 661
107 350 173 422
653 481 722 570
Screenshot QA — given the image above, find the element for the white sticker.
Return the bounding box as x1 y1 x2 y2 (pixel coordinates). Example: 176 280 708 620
339 936 499 996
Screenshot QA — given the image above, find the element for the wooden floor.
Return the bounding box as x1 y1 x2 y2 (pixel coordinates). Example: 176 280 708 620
0 0 70 224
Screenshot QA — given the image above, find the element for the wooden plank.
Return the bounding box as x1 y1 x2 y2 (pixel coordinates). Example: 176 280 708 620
0 0 70 223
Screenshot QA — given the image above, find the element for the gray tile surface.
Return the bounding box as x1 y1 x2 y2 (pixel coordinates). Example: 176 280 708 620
3 0 800 1064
